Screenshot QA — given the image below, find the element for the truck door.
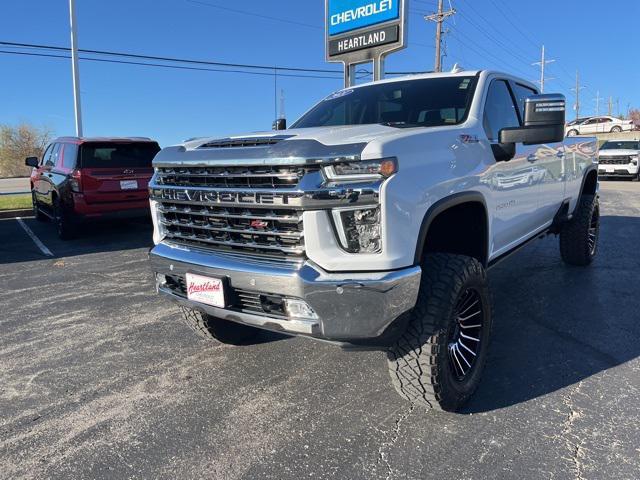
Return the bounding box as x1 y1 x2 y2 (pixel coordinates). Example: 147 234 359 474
482 79 541 256
511 82 566 224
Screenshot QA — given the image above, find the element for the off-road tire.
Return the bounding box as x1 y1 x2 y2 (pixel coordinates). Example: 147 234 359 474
559 195 600 266
179 307 260 345
32 192 46 222
387 254 493 412
53 197 76 240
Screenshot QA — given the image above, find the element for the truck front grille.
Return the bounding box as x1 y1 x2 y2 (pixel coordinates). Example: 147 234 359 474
599 156 631 165
156 166 304 189
153 165 315 258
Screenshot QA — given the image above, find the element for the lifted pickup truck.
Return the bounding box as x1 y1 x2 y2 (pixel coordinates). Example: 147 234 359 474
149 71 599 411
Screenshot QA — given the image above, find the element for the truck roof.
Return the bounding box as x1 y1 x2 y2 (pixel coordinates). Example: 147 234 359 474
53 136 157 144
348 70 536 92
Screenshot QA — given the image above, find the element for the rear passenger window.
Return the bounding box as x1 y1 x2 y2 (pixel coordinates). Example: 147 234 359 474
483 80 520 142
62 143 78 169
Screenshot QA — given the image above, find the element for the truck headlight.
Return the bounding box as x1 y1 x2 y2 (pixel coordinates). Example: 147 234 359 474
631 155 638 165
323 158 397 183
331 206 382 253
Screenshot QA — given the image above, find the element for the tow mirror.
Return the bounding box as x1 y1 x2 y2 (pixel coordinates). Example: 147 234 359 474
25 156 39 168
272 118 287 131
499 94 566 145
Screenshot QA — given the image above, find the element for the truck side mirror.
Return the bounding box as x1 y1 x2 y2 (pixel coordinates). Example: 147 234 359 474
499 94 566 145
25 156 39 168
272 118 287 131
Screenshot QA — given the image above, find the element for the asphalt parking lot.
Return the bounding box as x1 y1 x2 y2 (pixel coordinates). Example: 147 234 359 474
1 181 639 480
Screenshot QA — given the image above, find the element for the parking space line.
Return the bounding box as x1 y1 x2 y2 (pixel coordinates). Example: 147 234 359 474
16 217 54 257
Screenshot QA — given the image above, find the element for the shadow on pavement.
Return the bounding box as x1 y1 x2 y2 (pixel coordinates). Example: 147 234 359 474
465 214 640 413
0 216 153 265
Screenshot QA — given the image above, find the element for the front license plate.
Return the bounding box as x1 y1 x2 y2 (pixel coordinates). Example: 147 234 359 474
185 273 225 308
120 180 138 190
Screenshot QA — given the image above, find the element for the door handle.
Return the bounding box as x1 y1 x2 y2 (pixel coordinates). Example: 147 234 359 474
527 154 538 163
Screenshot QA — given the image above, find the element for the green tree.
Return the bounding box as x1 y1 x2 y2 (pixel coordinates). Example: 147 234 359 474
0 123 54 178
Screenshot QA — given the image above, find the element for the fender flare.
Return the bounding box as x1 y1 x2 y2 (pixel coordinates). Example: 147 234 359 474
413 191 489 266
574 165 599 214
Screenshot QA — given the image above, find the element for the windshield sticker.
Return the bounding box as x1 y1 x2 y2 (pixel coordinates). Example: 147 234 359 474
324 89 355 101
459 79 471 90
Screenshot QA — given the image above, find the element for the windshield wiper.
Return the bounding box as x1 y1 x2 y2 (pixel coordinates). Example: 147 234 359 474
379 122 422 129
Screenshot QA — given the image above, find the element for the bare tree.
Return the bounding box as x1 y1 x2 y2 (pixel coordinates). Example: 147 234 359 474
0 123 54 178
628 109 640 127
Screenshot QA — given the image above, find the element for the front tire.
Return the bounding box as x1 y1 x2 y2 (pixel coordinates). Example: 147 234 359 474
32 192 46 222
610 126 622 133
387 254 492 412
567 129 579 137
179 307 260 345
559 195 600 266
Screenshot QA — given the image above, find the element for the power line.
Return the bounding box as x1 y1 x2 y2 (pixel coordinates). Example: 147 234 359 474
185 0 323 30
0 40 340 74
0 50 343 80
0 42 429 79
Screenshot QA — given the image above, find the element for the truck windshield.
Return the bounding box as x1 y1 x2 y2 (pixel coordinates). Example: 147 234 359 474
600 141 640 150
80 142 161 168
291 76 477 129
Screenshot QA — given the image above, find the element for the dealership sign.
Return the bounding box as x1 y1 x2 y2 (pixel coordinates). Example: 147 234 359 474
325 0 407 85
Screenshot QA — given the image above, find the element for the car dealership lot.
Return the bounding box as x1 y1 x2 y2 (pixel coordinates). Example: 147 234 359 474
1 182 639 480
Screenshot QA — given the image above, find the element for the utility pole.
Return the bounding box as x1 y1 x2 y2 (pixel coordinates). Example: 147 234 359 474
532 45 555 93
593 90 603 116
69 0 83 137
570 70 586 121
425 0 456 72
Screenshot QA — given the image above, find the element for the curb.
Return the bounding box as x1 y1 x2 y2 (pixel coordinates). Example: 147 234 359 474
0 209 33 219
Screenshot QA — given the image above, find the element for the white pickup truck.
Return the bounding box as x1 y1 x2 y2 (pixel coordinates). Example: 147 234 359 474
597 139 640 180
149 70 599 411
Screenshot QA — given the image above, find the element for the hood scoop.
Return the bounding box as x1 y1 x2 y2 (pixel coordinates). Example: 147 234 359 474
198 135 295 149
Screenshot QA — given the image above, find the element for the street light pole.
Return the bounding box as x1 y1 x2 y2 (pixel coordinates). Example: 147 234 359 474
69 0 83 137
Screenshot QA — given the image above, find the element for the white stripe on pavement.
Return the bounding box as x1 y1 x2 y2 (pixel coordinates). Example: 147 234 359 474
16 217 54 257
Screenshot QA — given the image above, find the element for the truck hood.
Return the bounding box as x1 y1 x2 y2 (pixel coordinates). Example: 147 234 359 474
183 124 409 150
599 149 639 157
154 124 428 167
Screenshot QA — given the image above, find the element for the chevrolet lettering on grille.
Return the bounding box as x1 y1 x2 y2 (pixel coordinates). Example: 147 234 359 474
152 188 302 207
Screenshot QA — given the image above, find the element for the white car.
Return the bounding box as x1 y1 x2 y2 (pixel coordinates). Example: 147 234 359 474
598 140 640 179
566 116 635 136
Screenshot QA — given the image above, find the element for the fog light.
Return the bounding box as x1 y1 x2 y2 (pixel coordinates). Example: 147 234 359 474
283 299 318 320
332 207 382 253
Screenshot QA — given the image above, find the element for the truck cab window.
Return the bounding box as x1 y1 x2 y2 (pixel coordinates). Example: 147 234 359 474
483 80 520 142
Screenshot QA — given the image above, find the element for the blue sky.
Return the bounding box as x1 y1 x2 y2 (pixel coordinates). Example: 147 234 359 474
1 0 638 147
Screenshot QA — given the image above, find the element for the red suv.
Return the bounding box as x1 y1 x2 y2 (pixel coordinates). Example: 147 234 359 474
26 137 161 239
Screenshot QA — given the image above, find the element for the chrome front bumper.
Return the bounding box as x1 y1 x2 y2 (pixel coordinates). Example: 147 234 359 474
149 242 421 343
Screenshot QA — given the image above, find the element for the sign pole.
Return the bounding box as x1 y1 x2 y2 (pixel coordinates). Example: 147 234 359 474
326 0 407 89
69 0 83 137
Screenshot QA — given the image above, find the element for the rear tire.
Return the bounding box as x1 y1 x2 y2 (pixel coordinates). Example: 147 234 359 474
179 307 260 345
53 197 76 240
387 254 492 412
559 195 600 266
